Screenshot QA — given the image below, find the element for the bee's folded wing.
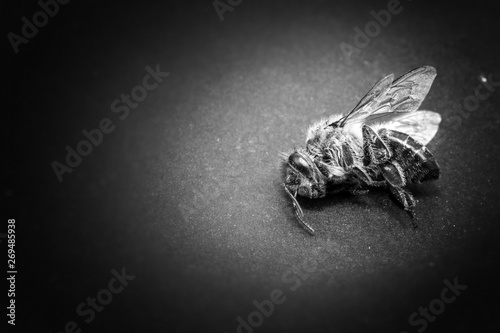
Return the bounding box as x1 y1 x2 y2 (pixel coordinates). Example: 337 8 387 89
366 110 441 146
333 66 437 128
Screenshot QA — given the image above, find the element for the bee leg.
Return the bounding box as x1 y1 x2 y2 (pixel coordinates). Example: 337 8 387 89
353 166 385 187
353 166 372 183
350 168 372 195
341 143 354 168
380 161 406 187
387 185 417 225
362 125 392 166
381 161 417 225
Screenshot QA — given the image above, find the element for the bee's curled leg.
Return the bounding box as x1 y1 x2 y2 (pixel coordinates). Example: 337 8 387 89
362 125 391 166
352 166 385 187
381 161 417 227
387 185 417 226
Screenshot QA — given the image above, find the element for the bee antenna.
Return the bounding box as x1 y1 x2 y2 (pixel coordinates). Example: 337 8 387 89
284 184 316 235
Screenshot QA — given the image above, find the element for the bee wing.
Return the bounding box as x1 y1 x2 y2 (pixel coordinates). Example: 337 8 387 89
334 66 437 127
365 110 441 145
334 73 394 127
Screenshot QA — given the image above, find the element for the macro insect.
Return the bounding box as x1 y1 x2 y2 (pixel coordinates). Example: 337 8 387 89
283 65 441 235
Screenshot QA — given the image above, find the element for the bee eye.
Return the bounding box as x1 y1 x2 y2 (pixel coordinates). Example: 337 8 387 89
289 153 312 177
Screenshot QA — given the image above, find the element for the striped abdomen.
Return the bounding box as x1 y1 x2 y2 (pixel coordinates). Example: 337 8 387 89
380 129 440 183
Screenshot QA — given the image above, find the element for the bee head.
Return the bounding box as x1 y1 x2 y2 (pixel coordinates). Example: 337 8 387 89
283 151 324 235
284 151 325 199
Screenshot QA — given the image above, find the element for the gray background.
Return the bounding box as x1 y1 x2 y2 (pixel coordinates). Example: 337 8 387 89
3 0 500 332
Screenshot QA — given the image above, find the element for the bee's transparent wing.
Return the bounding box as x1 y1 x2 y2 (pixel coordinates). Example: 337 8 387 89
334 66 437 127
334 73 394 127
366 110 441 145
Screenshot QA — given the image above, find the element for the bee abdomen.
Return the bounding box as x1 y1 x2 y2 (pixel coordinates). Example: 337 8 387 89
380 129 440 182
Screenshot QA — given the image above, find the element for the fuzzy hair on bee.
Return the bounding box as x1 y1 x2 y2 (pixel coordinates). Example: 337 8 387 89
283 66 441 235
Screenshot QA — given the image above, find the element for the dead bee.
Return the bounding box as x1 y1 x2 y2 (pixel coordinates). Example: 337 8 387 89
283 66 441 235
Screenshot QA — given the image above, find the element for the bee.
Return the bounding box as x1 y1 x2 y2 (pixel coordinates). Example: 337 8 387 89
283 66 441 235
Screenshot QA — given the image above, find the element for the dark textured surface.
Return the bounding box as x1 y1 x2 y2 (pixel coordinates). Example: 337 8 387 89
3 1 500 332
